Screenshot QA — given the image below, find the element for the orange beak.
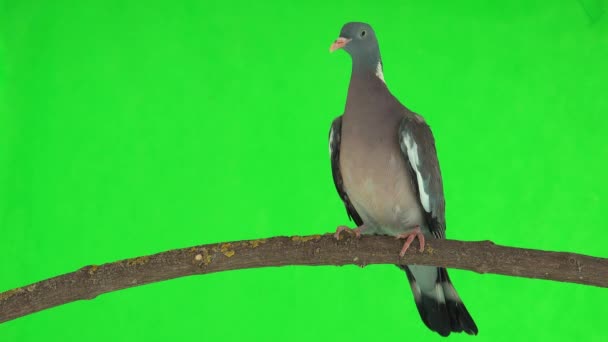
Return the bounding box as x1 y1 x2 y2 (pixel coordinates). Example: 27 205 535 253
329 37 351 52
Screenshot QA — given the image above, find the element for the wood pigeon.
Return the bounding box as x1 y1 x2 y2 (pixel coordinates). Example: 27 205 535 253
328 22 478 337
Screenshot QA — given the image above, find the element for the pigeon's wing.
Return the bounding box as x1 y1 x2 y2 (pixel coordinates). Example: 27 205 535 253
329 116 363 226
398 115 478 336
398 114 446 238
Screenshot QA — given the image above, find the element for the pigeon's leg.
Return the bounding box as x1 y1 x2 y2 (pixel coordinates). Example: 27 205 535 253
395 226 425 256
334 224 367 240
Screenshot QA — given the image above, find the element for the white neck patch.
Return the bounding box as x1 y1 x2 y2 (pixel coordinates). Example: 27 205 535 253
375 61 385 83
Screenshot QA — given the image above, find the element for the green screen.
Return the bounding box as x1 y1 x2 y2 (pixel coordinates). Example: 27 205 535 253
1 1 607 341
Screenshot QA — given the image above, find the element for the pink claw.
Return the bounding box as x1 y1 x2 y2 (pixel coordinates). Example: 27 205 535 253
334 225 365 240
395 226 425 256
334 225 349 240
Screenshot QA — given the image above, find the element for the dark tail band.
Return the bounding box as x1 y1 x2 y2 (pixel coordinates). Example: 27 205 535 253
402 266 478 337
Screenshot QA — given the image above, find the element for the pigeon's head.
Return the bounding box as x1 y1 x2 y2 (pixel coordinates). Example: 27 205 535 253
330 22 381 69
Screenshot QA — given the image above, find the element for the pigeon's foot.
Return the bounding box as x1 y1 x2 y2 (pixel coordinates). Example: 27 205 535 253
395 226 425 256
334 225 366 240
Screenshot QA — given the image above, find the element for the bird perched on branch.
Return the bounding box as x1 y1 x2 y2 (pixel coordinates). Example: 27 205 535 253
328 22 478 336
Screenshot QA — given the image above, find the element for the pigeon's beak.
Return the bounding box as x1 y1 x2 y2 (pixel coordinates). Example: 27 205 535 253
330 37 351 52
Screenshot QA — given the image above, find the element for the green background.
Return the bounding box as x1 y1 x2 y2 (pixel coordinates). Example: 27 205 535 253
1 1 607 341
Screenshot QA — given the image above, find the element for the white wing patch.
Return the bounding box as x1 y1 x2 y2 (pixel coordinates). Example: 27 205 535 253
402 132 431 212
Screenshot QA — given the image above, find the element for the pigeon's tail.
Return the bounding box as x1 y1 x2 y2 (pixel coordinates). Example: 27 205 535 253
401 265 478 337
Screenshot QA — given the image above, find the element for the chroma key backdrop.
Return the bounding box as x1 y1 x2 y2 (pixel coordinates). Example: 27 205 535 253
1 1 607 341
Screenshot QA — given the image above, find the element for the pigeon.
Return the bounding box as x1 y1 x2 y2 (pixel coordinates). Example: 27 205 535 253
328 22 478 337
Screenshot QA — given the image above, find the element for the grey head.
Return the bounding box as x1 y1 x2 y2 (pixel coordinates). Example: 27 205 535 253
330 22 382 75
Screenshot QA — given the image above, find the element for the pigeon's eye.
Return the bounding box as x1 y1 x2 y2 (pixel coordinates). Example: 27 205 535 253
360 30 367 38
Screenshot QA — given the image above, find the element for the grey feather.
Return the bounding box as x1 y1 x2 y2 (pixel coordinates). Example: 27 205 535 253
329 116 363 226
328 21 477 336
398 115 446 238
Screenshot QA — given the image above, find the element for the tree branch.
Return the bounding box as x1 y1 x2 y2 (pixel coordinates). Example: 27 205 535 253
1 234 607 323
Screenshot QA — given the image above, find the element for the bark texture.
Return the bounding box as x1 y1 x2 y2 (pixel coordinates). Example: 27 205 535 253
1 234 606 324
